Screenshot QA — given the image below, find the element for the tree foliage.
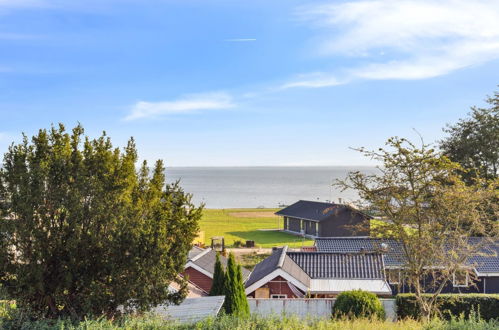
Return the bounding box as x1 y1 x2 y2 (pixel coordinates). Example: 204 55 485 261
332 290 385 319
440 90 499 183
337 137 498 320
0 124 202 319
223 253 249 317
209 254 225 296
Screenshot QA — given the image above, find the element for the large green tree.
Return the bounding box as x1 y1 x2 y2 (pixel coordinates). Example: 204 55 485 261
440 90 499 183
223 253 249 317
337 137 498 320
0 124 202 319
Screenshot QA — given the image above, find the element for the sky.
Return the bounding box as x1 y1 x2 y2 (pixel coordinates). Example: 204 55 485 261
0 0 498 166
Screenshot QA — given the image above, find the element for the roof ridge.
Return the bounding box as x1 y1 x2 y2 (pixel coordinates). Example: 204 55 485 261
278 246 288 268
315 236 374 240
288 251 382 255
191 247 212 262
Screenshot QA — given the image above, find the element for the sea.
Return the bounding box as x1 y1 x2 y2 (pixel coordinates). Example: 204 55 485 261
166 166 377 209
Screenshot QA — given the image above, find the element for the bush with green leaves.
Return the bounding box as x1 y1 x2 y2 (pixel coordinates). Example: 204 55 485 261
396 294 499 321
0 124 202 319
332 290 385 319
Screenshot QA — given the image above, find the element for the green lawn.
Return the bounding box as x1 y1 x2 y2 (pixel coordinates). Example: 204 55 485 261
199 208 314 248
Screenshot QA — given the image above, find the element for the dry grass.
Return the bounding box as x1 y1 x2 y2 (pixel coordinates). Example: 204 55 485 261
228 211 278 218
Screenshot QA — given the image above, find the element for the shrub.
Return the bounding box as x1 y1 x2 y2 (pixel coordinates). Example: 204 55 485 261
332 290 385 319
396 294 499 321
233 240 243 248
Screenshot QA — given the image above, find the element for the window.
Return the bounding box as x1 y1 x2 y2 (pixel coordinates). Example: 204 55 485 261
315 222 319 235
271 294 287 299
386 269 400 285
453 270 469 287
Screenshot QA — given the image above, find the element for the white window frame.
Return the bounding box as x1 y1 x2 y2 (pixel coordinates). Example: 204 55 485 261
452 271 469 287
386 269 400 285
270 294 287 299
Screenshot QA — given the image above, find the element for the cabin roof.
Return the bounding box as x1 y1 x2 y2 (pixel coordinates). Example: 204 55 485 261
275 200 372 222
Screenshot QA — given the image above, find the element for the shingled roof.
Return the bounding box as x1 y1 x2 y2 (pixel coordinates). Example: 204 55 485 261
287 252 385 279
468 240 499 274
315 237 499 274
245 247 290 288
315 237 403 267
275 200 372 222
188 248 251 280
245 247 386 288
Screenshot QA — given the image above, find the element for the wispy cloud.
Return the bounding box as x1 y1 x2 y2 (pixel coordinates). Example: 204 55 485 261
281 72 345 89
284 0 499 88
0 32 43 40
224 38 256 42
124 92 235 121
0 0 47 9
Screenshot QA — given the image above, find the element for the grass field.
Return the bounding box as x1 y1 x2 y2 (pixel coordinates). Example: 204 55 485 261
199 209 314 248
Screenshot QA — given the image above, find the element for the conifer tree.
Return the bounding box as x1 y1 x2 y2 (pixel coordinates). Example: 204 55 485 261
223 253 250 317
209 254 225 296
0 124 203 319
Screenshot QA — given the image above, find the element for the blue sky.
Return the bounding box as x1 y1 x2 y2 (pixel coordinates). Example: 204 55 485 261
1 0 498 166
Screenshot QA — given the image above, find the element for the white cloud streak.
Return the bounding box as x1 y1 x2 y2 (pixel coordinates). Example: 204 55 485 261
125 92 235 121
284 0 499 88
224 38 257 42
0 0 47 8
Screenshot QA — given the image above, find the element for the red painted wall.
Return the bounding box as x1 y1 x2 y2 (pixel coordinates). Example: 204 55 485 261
248 275 300 298
182 267 213 294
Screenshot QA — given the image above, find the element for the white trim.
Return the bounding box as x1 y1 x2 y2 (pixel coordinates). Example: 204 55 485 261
276 214 321 222
245 268 309 295
278 246 288 268
452 271 469 288
386 269 400 285
475 271 499 277
270 294 287 298
190 248 212 262
185 261 213 279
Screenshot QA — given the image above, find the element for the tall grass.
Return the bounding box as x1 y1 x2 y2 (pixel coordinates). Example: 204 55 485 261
2 313 499 330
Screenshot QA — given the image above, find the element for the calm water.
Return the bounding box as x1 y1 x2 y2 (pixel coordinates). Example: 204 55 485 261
166 166 377 208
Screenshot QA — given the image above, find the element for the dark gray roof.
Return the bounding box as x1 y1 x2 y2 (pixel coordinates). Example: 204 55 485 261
188 246 205 260
245 246 384 289
287 252 385 279
315 237 403 267
245 248 284 287
275 200 371 222
315 237 499 273
189 248 251 280
468 241 499 274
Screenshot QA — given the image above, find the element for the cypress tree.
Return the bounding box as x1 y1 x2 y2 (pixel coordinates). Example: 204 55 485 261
223 253 250 317
209 254 225 296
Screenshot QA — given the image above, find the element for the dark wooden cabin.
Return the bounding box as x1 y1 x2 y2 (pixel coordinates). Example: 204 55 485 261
276 200 371 238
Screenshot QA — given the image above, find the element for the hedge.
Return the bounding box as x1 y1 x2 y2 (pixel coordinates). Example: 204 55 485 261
333 290 385 319
396 294 499 320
